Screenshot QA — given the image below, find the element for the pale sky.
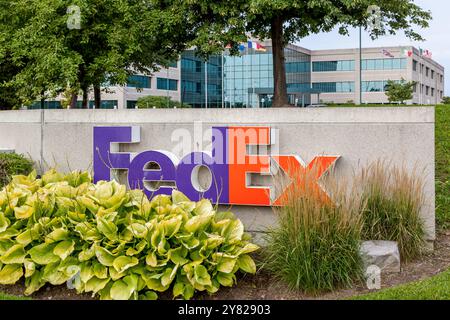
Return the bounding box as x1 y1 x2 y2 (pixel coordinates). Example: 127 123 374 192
295 0 449 94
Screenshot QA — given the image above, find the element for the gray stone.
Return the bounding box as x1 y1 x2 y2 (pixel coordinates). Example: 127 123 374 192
360 241 401 273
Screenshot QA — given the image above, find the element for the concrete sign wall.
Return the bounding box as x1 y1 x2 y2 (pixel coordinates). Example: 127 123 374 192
0 108 435 241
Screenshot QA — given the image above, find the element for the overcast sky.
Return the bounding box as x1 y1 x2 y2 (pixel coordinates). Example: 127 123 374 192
295 0 449 94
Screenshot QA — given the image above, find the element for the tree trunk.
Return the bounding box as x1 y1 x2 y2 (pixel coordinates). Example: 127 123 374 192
69 92 77 109
271 15 289 108
94 85 101 109
82 86 88 109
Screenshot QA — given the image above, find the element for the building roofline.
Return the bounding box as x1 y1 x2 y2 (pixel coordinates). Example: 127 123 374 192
308 45 444 70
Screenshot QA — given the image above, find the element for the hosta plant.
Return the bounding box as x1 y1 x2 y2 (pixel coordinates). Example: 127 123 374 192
0 169 259 300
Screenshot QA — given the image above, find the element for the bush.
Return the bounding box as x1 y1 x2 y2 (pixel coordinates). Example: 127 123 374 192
136 96 190 109
0 153 34 188
263 168 363 294
359 162 426 261
0 169 258 299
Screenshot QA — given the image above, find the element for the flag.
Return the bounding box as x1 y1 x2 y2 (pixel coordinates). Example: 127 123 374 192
381 49 394 58
403 48 413 57
423 49 432 59
247 41 267 52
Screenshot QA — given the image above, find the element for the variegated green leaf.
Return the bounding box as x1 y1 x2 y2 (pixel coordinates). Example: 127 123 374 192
0 212 9 233
237 255 257 274
94 246 117 267
0 244 26 264
53 240 75 260
112 256 139 273
28 243 60 265
0 264 23 284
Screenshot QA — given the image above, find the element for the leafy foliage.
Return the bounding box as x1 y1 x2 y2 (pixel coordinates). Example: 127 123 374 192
136 96 190 109
0 0 196 108
0 170 258 299
385 79 415 104
0 153 34 188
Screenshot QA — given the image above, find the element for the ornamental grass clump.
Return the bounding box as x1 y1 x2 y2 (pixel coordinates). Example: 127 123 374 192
359 161 426 261
263 166 363 294
0 169 258 300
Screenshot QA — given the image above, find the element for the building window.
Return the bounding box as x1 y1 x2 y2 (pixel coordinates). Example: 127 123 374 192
287 83 312 92
127 75 151 89
362 80 402 92
127 101 138 109
362 58 407 70
312 82 355 93
286 62 310 73
431 88 435 97
168 61 178 68
426 67 429 77
441 91 443 99
440 74 444 83
431 70 435 79
426 86 430 95
157 78 178 91
182 80 202 94
413 60 418 71
181 58 202 73
413 83 417 93
312 60 355 72
30 101 62 109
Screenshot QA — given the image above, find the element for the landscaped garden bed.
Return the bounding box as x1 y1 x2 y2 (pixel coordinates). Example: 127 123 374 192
0 104 449 300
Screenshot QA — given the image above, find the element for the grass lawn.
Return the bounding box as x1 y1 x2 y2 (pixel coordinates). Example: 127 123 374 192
435 104 450 228
352 268 450 300
0 292 30 300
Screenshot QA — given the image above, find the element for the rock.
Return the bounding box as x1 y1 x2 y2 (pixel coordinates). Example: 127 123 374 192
360 241 401 273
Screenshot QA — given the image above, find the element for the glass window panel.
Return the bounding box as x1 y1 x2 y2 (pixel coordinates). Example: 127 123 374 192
375 59 383 70
392 59 401 69
383 59 393 70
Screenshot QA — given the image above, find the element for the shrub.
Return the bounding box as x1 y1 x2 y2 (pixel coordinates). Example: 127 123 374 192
263 167 363 294
0 153 34 188
358 162 426 261
136 96 190 109
0 169 258 300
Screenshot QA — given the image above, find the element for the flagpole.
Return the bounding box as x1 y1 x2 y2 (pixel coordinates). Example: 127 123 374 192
205 61 208 109
359 26 362 105
221 52 224 108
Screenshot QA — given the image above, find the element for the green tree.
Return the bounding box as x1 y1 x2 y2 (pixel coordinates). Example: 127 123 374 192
181 0 431 107
136 96 190 109
442 97 450 105
1 0 193 109
385 79 415 104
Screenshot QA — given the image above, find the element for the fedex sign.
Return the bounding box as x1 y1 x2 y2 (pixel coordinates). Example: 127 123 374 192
93 126 339 206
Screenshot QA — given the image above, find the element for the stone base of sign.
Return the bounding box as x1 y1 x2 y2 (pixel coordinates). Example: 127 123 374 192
360 241 401 273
